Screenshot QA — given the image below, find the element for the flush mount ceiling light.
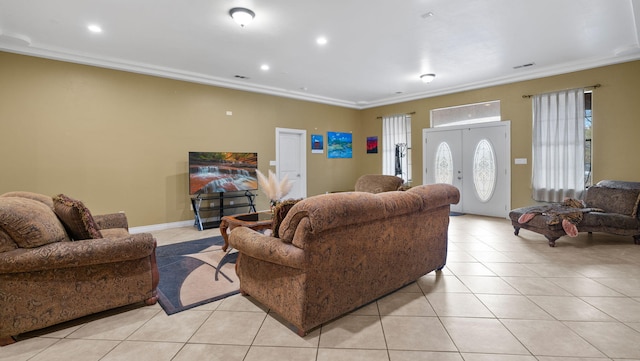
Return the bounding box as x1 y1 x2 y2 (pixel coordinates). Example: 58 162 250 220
420 73 436 83
87 24 102 33
229 7 255 27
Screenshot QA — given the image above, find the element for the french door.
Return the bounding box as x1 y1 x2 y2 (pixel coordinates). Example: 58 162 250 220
423 121 510 217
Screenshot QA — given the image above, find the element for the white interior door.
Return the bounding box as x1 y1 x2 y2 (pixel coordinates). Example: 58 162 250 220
423 121 510 217
276 128 307 200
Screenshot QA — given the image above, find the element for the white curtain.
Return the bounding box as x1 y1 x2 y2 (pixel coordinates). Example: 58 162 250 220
532 88 585 202
382 114 411 182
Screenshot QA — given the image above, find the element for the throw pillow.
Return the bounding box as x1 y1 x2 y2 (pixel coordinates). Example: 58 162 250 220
0 191 55 210
271 199 302 238
0 197 69 248
53 194 103 240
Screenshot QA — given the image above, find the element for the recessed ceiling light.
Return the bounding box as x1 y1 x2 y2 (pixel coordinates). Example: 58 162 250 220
316 37 328 45
260 64 270 71
513 62 535 69
87 24 102 33
421 11 434 19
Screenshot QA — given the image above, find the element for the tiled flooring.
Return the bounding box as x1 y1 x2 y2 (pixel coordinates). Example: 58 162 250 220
3 215 640 360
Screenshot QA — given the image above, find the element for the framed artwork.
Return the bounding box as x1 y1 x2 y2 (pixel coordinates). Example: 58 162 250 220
367 136 378 154
311 134 324 153
327 132 352 158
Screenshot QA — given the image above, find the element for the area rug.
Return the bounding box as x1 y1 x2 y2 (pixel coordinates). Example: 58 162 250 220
156 236 239 315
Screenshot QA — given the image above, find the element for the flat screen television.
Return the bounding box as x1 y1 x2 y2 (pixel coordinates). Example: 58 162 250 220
189 152 258 195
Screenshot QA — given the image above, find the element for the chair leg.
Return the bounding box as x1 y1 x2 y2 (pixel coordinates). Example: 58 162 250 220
0 336 16 346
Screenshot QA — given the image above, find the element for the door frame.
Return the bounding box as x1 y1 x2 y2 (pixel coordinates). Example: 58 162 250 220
275 127 307 198
423 121 511 218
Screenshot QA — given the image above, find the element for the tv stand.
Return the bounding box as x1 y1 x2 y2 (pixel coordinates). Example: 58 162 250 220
191 190 257 230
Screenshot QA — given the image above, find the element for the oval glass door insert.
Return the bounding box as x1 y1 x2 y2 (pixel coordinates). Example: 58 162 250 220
472 139 496 202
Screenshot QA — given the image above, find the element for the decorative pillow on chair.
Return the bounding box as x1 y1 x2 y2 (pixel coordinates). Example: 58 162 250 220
271 199 302 238
53 194 103 240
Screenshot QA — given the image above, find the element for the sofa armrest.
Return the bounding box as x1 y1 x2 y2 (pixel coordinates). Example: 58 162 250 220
229 227 305 270
407 183 460 210
0 233 156 274
94 212 129 231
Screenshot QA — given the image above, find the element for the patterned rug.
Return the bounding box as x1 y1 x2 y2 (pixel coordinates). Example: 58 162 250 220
156 236 239 315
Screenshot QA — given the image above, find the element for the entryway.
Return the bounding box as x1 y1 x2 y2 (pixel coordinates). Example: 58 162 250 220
423 121 510 217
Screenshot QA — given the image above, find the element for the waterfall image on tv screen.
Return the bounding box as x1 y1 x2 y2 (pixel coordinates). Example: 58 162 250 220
189 152 258 194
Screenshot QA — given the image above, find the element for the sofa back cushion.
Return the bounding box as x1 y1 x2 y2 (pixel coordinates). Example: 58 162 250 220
53 194 103 240
0 197 70 249
354 175 403 193
278 190 423 241
585 181 640 217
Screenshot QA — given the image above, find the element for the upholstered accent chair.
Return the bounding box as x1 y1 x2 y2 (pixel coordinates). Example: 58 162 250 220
0 192 159 345
354 174 404 193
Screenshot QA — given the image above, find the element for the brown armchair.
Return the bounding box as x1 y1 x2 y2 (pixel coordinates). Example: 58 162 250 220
354 174 404 193
0 192 159 345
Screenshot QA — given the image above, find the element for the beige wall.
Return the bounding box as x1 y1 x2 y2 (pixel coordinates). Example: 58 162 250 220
0 52 360 226
360 60 640 209
2 51 639 226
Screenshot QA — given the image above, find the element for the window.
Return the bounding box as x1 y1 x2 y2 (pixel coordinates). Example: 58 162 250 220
473 139 497 202
382 114 411 184
434 142 453 184
532 88 585 202
584 92 592 187
431 100 501 128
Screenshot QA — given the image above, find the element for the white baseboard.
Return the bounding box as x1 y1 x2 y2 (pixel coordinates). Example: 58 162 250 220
129 220 193 234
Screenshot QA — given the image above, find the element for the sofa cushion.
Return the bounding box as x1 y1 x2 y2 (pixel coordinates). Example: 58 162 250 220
0 197 70 248
581 212 640 230
100 228 130 238
584 185 640 217
0 191 55 210
53 194 103 240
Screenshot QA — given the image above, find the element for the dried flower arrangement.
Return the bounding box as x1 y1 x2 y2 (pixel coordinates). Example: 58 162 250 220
255 169 294 208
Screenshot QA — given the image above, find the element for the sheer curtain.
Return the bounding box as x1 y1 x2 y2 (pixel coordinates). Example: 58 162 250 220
382 114 411 183
532 88 585 202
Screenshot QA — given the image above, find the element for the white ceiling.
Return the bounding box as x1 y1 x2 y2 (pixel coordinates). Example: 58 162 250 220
1 0 639 109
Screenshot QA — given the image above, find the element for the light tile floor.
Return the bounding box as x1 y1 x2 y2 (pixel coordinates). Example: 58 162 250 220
3 215 640 361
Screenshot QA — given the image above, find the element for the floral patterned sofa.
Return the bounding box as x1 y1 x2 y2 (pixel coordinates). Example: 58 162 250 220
0 192 159 345
509 180 640 247
229 183 460 336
